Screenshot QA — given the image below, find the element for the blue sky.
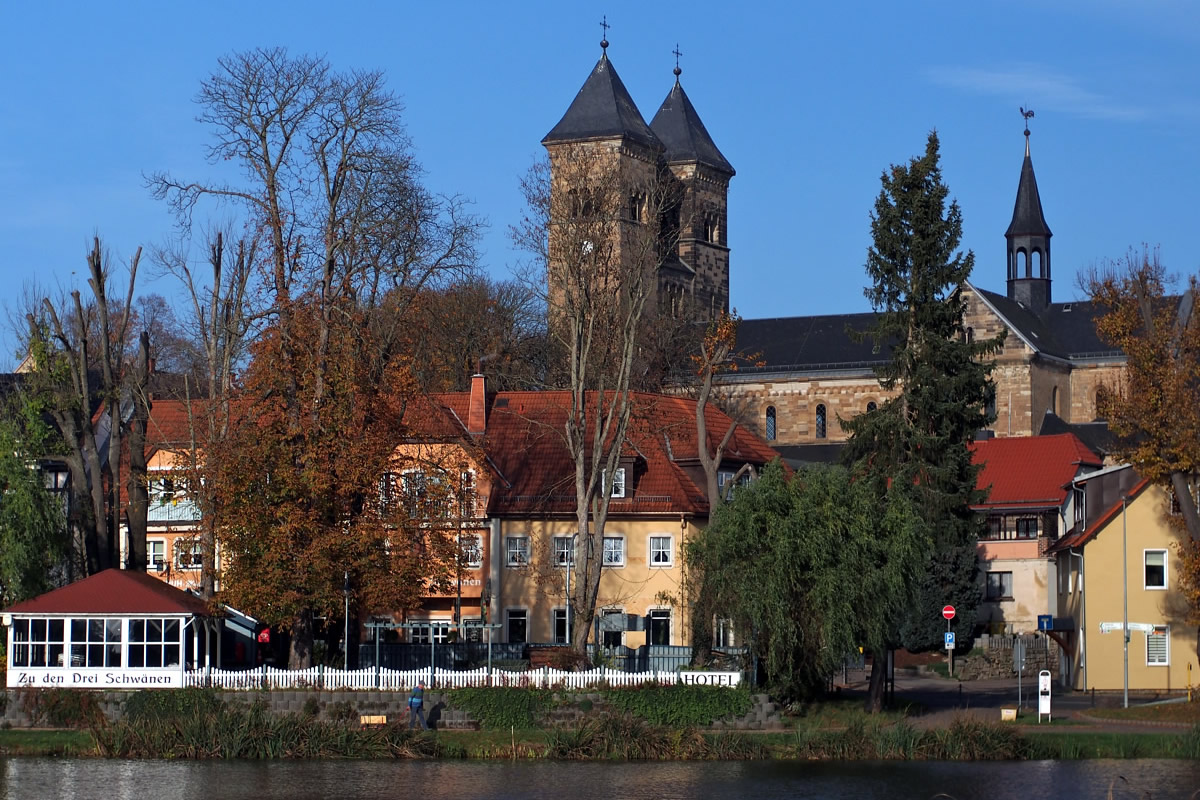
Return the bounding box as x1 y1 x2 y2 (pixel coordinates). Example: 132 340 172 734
2 1 1198 368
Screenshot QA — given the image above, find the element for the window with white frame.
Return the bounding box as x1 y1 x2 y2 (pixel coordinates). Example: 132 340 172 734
149 473 183 504
603 536 625 566
506 609 527 644
1147 625 1169 665
175 540 203 570
715 617 735 648
69 618 122 668
506 536 530 568
649 535 673 567
1073 487 1085 525
1145 550 1167 590
648 608 671 646
147 540 166 571
458 533 483 569
553 536 574 566
127 618 182 668
378 471 399 515
605 468 626 498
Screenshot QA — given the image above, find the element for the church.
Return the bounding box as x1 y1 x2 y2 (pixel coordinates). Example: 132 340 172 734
543 41 1125 457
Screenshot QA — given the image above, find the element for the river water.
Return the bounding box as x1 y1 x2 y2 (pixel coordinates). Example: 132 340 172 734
3 758 1200 799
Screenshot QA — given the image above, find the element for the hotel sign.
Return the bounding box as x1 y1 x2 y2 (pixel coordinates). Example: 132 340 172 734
677 671 741 687
9 668 183 689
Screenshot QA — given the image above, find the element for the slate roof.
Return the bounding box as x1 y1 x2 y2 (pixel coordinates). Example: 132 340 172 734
3 568 212 616
970 433 1102 511
415 389 779 517
1037 411 1120 457
968 285 1121 361
736 312 889 373
543 54 663 150
1006 141 1052 238
649 79 734 175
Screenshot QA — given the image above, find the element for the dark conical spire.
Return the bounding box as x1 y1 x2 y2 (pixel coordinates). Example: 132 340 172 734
542 48 662 150
649 76 734 175
1005 130 1051 238
1006 123 1053 311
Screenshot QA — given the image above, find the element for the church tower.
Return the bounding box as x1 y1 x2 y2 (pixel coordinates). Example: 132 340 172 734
1006 123 1053 311
649 54 735 319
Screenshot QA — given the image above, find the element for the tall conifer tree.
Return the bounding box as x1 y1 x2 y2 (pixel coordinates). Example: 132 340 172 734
842 133 1002 705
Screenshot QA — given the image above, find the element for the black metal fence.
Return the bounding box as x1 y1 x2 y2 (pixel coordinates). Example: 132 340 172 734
357 642 705 673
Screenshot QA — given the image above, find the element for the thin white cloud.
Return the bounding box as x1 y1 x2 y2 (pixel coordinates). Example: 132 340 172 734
926 64 1146 121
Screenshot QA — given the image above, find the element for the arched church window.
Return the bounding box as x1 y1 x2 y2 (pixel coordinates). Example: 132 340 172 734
866 401 877 413
1051 386 1059 416
765 407 777 441
815 404 827 440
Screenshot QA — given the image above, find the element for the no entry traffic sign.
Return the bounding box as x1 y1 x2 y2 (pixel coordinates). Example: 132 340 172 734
942 605 956 620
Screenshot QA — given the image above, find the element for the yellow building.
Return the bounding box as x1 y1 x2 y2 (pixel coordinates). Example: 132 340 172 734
1053 469 1196 693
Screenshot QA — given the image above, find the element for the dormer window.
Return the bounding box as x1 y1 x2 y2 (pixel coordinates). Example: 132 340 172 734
606 467 626 499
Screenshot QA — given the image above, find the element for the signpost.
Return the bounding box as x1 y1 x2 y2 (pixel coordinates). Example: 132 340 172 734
942 605 956 675
1014 637 1026 709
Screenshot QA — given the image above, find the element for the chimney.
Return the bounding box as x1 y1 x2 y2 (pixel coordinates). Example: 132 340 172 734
467 373 487 434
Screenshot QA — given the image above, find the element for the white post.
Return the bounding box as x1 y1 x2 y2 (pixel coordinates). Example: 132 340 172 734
1123 497 1129 709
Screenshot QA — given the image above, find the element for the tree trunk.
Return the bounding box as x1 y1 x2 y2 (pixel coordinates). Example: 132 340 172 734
865 648 887 713
289 608 314 669
125 332 152 571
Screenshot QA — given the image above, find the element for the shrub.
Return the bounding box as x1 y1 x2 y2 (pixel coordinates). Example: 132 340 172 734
326 700 358 725
123 688 221 724
449 687 552 729
603 685 752 727
17 688 105 729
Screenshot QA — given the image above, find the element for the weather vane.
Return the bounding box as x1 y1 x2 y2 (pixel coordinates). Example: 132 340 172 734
600 16 609 52
673 44 682 78
1020 106 1035 134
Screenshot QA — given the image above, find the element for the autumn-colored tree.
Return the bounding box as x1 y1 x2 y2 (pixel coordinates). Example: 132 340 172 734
1086 247 1200 540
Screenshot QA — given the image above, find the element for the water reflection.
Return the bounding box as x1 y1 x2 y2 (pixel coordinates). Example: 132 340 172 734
3 758 1200 800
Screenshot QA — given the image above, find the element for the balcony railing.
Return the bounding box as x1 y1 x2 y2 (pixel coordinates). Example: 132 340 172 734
147 498 201 522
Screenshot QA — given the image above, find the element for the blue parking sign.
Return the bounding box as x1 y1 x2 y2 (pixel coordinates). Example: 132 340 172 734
944 631 956 649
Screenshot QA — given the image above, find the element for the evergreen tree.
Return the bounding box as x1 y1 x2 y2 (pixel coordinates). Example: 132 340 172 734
841 133 1002 705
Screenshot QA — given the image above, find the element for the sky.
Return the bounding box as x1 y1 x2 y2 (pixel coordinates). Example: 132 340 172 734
2 1 1198 369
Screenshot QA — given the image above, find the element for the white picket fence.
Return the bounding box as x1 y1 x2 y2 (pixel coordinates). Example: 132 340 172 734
183 666 741 691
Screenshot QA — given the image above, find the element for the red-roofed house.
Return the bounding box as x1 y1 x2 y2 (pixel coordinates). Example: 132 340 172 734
1050 466 1193 692
390 374 780 648
2 568 218 689
971 433 1103 633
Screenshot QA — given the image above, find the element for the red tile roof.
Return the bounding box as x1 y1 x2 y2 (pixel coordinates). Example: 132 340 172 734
3 569 213 616
413 388 780 516
970 433 1102 510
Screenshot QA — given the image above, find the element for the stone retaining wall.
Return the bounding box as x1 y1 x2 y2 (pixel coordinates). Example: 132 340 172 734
957 637 1061 681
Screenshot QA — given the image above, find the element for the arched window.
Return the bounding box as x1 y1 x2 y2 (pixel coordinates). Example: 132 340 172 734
815 404 827 440
966 327 975 344
765 406 777 441
1051 386 1059 416
866 401 877 413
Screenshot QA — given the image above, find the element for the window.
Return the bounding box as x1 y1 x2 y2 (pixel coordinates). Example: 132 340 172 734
600 609 624 648
10 618 64 668
378 472 398 515
553 536 574 567
715 617 735 648
457 471 477 518
866 401 877 413
127 618 181 668
648 609 671 646
43 466 69 491
411 625 430 645
606 467 626 498
69 618 122 668
815 404 827 440
147 540 166 571
1145 550 1167 590
1147 625 1169 665
765 407 776 441
149 473 182 503
1073 487 1086 525
649 536 673 567
457 533 482 569
506 609 527 644
603 536 625 567
984 517 1002 540
1015 518 1038 539
985 571 1013 601
175 540 203 570
506 536 530 568
552 608 572 645
411 623 449 645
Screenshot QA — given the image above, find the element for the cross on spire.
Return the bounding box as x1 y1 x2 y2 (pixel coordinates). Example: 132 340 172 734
673 44 683 78
600 16 610 52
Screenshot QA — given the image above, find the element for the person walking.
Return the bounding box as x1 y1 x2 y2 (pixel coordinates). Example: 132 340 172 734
408 681 429 730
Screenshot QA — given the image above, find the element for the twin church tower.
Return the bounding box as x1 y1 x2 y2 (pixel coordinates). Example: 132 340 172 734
542 36 734 323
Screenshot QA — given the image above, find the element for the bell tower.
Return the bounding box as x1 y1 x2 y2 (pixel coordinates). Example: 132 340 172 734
1006 110 1052 311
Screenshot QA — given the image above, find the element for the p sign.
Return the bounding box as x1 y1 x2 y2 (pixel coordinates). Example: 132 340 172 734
944 631 956 650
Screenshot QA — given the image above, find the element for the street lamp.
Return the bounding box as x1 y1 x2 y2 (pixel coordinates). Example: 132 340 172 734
343 571 352 670
1122 496 1129 709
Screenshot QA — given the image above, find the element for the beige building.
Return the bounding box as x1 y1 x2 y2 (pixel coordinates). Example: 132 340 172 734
1053 469 1195 692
